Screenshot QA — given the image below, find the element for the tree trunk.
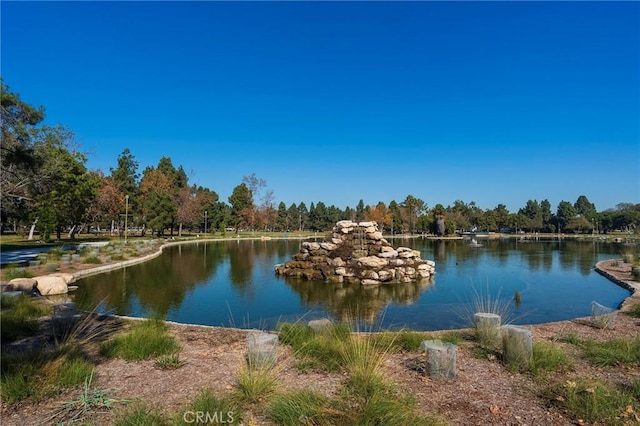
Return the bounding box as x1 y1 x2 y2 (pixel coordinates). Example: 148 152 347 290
28 220 37 240
178 222 183 237
68 225 77 239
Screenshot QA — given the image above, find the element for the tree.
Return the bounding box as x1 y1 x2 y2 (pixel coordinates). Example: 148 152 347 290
355 199 366 222
110 148 139 199
298 202 308 231
519 200 543 231
87 174 125 234
1 80 45 227
574 195 597 219
366 201 391 231
276 202 288 231
540 199 553 231
31 126 98 241
432 204 447 235
228 183 253 231
388 200 403 234
556 201 577 233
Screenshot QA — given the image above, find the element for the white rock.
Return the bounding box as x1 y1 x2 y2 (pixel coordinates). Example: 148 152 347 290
49 273 76 284
378 250 398 259
361 279 381 285
36 276 68 296
358 221 377 228
320 242 337 251
336 220 355 228
358 256 389 268
8 278 37 292
368 231 384 240
332 257 346 267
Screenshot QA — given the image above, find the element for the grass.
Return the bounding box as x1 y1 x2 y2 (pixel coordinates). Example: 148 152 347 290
269 390 338 426
277 321 350 371
177 388 241 425
580 337 640 367
100 318 180 361
549 378 640 425
529 341 574 376
2 264 35 280
1 294 51 343
233 361 279 404
83 255 103 264
155 352 186 370
47 369 129 425
628 302 640 318
114 403 168 426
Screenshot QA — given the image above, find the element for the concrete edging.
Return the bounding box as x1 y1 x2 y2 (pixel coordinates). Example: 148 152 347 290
594 260 640 312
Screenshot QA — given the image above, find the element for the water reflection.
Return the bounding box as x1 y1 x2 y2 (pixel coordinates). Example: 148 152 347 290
72 239 630 330
285 277 434 323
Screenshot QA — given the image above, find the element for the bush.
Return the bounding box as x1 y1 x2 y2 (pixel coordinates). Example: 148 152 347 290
101 319 179 360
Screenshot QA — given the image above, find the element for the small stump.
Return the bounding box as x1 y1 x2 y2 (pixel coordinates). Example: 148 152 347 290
501 325 532 368
419 339 458 379
591 301 617 329
246 332 278 367
473 312 501 348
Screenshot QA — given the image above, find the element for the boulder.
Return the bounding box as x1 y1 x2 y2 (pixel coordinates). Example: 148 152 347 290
378 250 398 259
49 273 76 284
8 278 37 292
358 256 388 269
35 275 68 296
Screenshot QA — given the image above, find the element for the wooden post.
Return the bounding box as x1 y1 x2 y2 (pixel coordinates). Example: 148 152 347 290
419 339 458 379
246 332 278 367
474 312 501 348
501 325 532 368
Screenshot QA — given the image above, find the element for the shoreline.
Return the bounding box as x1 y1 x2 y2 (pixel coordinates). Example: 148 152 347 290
7 236 637 331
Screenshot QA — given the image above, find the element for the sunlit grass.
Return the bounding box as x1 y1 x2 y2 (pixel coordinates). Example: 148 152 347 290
100 318 179 361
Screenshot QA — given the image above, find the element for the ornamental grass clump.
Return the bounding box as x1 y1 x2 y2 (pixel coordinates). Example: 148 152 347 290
100 318 179 361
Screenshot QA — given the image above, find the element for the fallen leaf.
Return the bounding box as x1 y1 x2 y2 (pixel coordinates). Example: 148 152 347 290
490 405 500 415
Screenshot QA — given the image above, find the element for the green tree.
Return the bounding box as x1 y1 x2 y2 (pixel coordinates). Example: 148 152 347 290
556 201 577 233
574 195 597 219
388 200 403 234
298 202 308 231
0 80 45 227
276 201 288 231
31 126 99 241
355 199 366 222
401 195 426 234
228 183 253 231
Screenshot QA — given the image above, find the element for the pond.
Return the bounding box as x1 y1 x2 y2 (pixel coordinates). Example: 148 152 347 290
72 238 631 331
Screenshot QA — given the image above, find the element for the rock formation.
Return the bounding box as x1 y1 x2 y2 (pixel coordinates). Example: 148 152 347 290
275 220 435 285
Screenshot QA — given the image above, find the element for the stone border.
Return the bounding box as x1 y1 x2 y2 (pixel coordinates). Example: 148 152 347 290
594 259 640 312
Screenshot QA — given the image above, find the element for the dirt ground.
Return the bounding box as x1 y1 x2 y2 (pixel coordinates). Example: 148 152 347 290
1 261 639 426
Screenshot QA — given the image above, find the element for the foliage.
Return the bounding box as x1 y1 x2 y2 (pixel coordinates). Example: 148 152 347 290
155 352 186 370
100 319 179 360
233 362 278 404
1 294 51 343
628 303 640 318
114 403 168 426
2 264 35 280
179 388 240 425
529 341 574 376
549 378 639 425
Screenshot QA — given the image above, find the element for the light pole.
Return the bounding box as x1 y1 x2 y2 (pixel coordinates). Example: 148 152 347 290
204 210 208 235
124 195 129 244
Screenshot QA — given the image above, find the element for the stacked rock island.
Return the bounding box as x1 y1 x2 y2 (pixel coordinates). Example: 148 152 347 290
275 220 435 285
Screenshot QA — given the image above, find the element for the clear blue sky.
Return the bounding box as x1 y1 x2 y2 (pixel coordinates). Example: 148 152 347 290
2 1 638 212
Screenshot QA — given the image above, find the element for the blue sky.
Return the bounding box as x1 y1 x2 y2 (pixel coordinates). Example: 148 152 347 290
2 1 638 212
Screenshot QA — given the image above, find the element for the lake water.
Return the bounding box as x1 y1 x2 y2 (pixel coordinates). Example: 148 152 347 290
72 238 631 331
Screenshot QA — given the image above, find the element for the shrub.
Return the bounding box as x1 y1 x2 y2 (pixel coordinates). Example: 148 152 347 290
530 341 574 376
3 264 35 280
101 319 179 360
549 378 639 425
115 403 168 426
83 256 102 264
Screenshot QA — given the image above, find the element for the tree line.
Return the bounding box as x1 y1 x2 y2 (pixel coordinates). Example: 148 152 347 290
2 80 639 241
